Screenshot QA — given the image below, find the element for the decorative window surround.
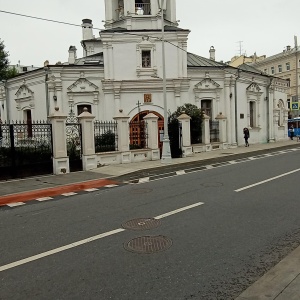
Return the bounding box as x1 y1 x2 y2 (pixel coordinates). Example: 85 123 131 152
14 82 35 111
136 38 157 77
194 73 221 117
67 73 99 105
246 82 263 128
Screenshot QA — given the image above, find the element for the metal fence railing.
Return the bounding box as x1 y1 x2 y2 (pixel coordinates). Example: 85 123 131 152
210 120 220 143
94 121 118 153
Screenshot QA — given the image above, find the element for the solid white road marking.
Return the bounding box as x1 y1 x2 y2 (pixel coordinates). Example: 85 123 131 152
7 202 25 207
0 202 204 272
36 197 53 202
62 192 77 197
154 202 204 219
235 168 300 192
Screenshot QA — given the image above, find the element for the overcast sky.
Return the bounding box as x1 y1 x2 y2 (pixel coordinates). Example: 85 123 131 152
0 0 299 67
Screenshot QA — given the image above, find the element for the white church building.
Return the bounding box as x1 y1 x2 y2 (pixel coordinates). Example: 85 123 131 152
0 0 289 148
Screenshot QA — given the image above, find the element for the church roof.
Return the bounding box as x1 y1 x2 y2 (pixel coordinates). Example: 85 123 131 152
237 63 267 75
74 52 104 66
101 26 189 33
187 52 227 67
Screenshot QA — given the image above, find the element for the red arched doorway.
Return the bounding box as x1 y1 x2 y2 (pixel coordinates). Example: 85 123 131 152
129 110 164 151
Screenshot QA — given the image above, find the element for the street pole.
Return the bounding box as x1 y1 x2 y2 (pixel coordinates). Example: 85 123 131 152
160 0 172 163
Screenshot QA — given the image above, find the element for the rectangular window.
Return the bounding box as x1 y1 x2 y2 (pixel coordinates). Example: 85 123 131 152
264 69 267 74
286 62 290 71
278 64 282 73
271 66 275 74
250 102 254 127
142 50 151 68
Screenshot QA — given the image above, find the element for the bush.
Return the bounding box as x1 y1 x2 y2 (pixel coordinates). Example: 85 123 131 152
95 130 116 153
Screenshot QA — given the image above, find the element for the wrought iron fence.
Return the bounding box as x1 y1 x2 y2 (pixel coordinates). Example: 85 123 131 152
0 120 53 179
94 121 118 152
129 120 148 149
210 120 220 143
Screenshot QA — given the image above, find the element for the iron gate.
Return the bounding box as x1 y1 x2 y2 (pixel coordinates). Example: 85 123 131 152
0 121 53 180
210 120 220 142
168 119 182 158
129 120 148 149
66 113 82 172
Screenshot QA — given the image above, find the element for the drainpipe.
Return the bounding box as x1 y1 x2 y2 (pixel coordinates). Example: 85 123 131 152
266 77 274 142
234 70 240 145
44 67 50 117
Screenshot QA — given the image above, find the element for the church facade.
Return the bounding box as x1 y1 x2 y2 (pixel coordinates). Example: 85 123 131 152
0 0 289 147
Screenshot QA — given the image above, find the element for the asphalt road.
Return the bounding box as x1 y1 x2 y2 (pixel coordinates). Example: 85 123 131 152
1 149 300 300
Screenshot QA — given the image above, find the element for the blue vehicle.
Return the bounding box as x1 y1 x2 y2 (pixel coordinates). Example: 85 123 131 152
288 118 300 137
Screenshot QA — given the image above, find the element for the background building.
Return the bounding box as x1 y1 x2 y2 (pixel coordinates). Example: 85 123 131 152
251 42 300 117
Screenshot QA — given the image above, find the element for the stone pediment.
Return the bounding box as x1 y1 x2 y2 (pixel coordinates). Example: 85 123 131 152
194 77 220 90
67 78 99 93
247 82 261 93
15 84 34 99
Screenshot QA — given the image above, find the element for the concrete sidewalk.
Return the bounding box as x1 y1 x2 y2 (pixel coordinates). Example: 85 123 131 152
0 139 300 299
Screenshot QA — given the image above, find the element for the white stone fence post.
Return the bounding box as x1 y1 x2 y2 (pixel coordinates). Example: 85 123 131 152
202 113 211 148
48 107 70 175
78 108 97 171
144 113 160 160
113 109 131 163
215 112 227 144
178 112 193 157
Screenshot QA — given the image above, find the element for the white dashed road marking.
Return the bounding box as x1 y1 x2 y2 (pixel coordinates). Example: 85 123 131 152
36 197 53 202
6 202 25 207
0 202 204 273
62 192 78 197
84 188 99 192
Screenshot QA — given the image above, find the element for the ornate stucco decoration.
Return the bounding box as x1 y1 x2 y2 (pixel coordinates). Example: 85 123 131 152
246 82 263 100
136 37 157 77
14 81 35 110
67 73 99 104
194 73 221 103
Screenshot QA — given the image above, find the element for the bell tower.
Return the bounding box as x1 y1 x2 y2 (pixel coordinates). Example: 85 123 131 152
104 0 177 30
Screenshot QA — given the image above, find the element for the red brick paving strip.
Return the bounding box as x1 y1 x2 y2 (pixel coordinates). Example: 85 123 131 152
0 179 119 206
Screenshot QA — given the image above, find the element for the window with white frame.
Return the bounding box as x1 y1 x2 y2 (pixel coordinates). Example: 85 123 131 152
249 101 255 127
278 100 285 126
142 50 151 68
286 62 290 71
271 66 275 74
278 64 282 73
136 38 157 77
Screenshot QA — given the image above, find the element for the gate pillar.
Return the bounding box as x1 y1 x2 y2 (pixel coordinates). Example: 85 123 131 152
202 113 211 150
49 107 70 175
178 112 193 157
113 109 130 163
144 113 160 160
78 108 97 171
215 112 228 146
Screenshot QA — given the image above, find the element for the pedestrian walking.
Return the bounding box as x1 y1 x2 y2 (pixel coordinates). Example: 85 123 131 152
243 127 250 147
289 125 294 140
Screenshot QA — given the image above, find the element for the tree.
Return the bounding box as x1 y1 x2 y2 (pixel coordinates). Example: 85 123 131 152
167 103 203 158
0 39 18 81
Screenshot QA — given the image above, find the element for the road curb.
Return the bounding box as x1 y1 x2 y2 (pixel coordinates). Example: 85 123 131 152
0 178 118 206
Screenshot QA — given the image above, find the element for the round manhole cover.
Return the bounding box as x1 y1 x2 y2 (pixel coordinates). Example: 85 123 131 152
201 182 223 188
130 188 153 194
122 218 161 231
124 236 172 254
